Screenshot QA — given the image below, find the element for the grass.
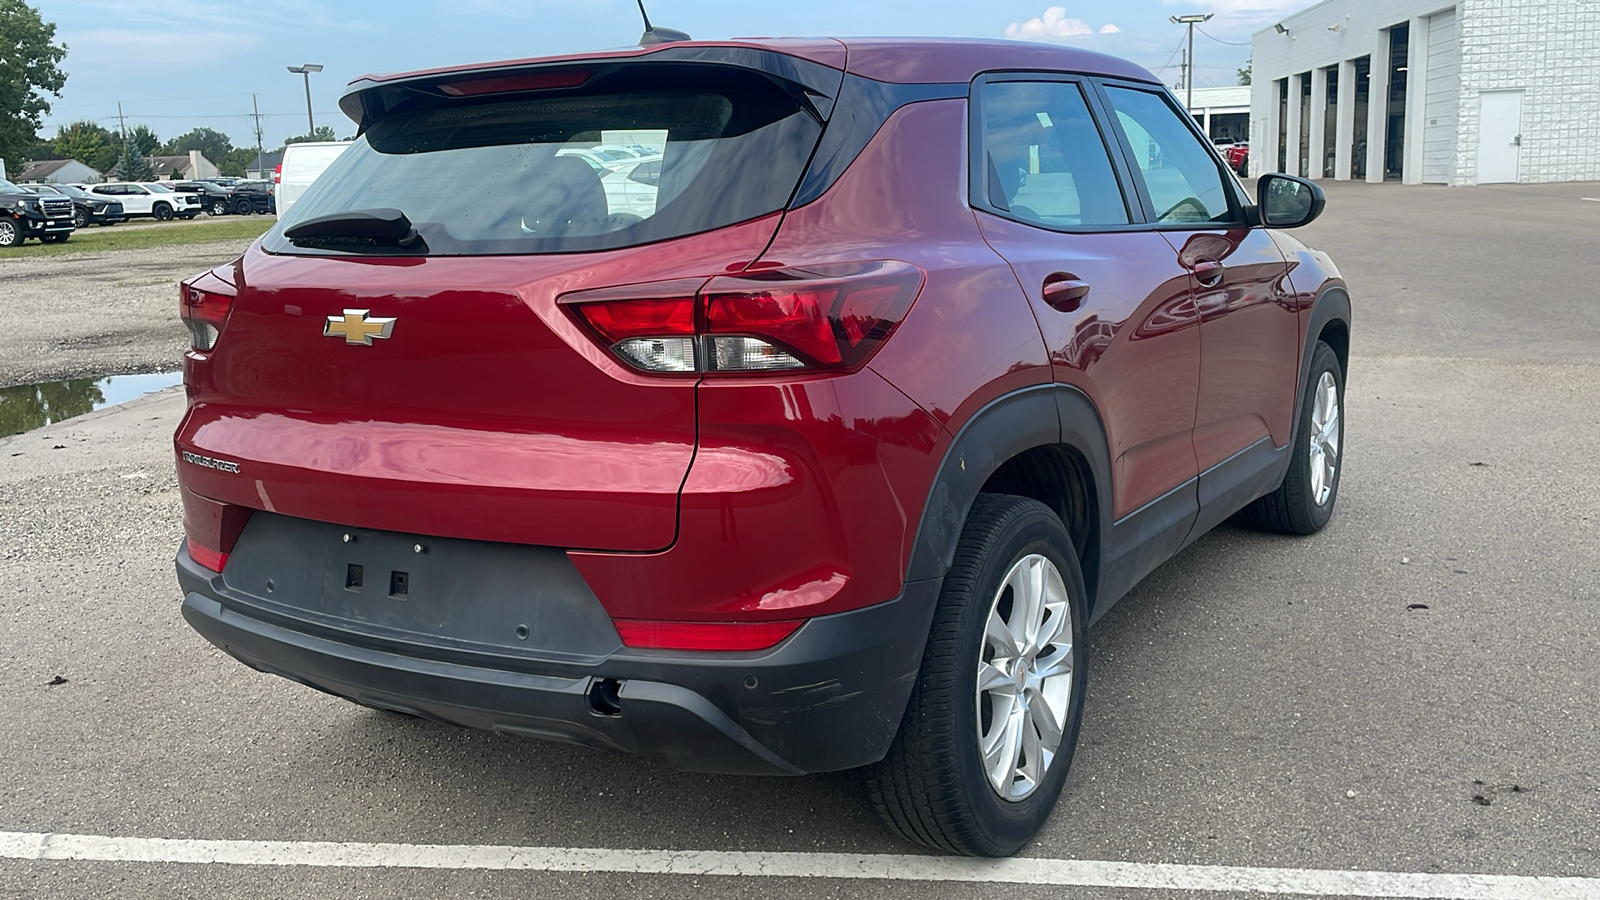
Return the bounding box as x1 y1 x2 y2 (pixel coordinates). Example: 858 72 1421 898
1 217 275 258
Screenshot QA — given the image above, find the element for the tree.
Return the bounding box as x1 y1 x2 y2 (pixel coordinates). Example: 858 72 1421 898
1237 57 1252 86
115 144 151 180
0 0 69 166
126 123 160 157
160 126 233 162
53 120 117 170
218 146 256 177
283 126 336 147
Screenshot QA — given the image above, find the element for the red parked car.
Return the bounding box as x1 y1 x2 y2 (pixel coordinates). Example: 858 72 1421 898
1222 141 1251 176
174 36 1348 857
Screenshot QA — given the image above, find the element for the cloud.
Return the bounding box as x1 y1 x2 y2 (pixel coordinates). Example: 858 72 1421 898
1005 8 1095 40
1099 24 1122 33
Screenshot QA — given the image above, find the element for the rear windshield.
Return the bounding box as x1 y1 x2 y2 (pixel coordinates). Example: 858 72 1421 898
263 65 823 256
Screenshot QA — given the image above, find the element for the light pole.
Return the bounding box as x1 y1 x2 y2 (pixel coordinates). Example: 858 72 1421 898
1170 14 1214 113
286 64 324 137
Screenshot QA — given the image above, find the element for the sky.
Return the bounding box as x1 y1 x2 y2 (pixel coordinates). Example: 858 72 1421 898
32 0 1311 152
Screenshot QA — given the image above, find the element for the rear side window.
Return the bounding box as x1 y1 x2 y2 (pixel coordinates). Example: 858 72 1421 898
1101 86 1235 224
264 65 823 256
979 80 1130 228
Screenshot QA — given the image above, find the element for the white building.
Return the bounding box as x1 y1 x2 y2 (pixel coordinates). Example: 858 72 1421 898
13 159 103 184
1185 86 1252 144
1251 0 1600 185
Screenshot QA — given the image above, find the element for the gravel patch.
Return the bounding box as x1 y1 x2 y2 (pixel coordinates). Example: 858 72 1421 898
0 241 254 388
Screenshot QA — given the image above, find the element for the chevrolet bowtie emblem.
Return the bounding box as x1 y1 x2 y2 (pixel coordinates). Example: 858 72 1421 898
324 309 396 345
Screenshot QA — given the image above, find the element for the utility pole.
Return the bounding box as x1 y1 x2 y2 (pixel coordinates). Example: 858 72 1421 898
116 102 131 173
1170 14 1214 113
250 94 265 155
286 64 324 137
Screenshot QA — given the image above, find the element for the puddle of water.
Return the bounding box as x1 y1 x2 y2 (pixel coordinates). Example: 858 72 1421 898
1 371 183 437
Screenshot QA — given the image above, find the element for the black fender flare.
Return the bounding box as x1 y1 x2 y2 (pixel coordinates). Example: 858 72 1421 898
904 384 1114 607
1291 285 1352 445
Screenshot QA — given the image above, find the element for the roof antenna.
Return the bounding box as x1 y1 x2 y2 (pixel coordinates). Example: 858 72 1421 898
636 0 691 46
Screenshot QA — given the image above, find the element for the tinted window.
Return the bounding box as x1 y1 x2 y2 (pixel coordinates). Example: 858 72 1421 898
264 65 822 256
627 160 662 186
980 81 1129 228
1102 86 1234 224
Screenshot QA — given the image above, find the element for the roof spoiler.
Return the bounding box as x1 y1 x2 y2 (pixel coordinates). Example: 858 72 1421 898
338 45 845 133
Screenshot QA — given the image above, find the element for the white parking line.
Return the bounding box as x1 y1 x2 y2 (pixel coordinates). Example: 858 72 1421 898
2 831 1596 899
1581 197 1600 202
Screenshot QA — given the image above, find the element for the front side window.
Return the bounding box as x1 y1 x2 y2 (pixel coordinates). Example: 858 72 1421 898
1102 86 1235 224
980 80 1130 228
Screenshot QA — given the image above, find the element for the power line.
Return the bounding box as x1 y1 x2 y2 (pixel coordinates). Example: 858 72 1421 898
1196 26 1253 47
1151 31 1192 74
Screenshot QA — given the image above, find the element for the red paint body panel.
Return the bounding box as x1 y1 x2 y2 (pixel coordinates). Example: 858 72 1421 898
571 368 946 621
837 37 1160 86
766 100 1053 434
1162 229 1299 470
176 216 784 552
975 213 1200 519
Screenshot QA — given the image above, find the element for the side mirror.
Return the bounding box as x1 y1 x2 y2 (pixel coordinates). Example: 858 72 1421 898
1257 173 1326 228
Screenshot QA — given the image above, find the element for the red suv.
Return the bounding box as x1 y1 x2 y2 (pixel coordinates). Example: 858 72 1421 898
174 37 1348 857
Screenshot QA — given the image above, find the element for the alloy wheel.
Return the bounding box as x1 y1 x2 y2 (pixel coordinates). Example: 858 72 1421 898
0 220 17 247
1308 371 1340 506
976 553 1074 801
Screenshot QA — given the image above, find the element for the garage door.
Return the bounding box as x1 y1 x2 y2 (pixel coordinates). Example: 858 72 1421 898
1422 7 1460 184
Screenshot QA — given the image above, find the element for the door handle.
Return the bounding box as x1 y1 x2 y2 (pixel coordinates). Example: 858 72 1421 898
1191 260 1225 288
1041 274 1091 312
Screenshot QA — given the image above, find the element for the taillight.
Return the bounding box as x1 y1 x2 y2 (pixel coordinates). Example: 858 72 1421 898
561 261 925 375
273 164 281 184
179 274 236 351
613 619 803 651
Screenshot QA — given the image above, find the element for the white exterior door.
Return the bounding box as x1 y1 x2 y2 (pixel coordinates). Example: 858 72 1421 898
1477 90 1523 184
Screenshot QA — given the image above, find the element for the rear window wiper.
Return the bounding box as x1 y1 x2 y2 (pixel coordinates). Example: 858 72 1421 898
284 208 427 252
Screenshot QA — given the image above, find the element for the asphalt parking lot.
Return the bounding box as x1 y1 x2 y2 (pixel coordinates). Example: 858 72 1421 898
0 180 1596 899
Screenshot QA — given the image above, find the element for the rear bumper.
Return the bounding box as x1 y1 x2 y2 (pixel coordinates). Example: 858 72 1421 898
178 541 937 775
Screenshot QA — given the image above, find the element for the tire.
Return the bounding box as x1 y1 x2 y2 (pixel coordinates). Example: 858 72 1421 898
865 493 1088 857
0 218 20 247
73 209 89 229
210 200 229 216
153 203 174 221
1239 340 1344 534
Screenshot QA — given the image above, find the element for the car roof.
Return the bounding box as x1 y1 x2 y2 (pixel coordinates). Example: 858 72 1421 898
350 36 1159 90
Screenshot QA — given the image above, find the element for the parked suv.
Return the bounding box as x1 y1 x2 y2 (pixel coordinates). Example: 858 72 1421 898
169 180 236 217
228 180 275 215
26 183 126 227
85 182 201 220
174 38 1349 857
0 177 76 246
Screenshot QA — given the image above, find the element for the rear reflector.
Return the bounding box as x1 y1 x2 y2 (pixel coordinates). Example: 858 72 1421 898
561 261 925 375
613 619 803 651
186 537 229 573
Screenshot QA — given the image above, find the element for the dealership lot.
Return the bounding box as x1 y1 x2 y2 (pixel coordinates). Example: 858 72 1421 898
0 181 1596 898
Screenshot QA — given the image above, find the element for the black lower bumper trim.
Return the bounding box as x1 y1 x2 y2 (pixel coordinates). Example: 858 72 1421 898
179 541 939 775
